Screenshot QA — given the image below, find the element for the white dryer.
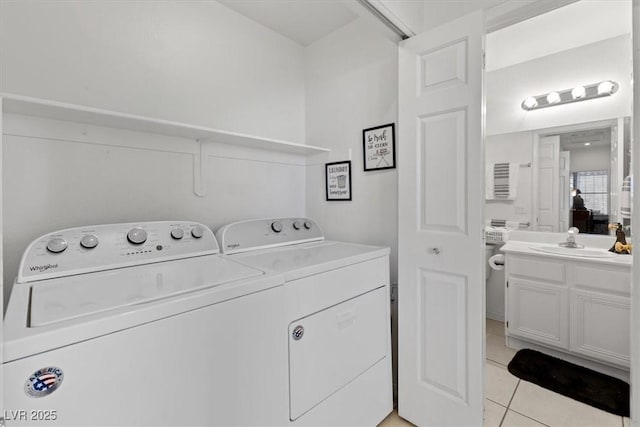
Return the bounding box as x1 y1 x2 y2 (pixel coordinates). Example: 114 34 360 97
3 221 288 426
215 217 393 426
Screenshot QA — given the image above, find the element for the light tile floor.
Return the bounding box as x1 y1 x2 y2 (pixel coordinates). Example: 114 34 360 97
379 319 631 427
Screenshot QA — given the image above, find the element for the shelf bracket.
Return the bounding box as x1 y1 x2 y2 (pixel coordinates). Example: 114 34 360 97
193 139 206 197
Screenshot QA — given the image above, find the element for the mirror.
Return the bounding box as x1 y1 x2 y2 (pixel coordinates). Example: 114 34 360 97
485 117 632 236
484 0 632 237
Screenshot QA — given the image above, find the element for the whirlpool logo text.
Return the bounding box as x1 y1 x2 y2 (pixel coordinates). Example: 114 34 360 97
29 263 59 272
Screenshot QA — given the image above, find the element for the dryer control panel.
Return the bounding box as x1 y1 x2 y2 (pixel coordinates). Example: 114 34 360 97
215 217 324 254
18 221 218 283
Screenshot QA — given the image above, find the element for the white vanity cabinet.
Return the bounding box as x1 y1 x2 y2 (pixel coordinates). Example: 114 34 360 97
506 255 569 350
504 248 631 369
569 262 631 367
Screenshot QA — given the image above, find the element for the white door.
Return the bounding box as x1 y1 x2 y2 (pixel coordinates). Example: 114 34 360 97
0 96 4 426
536 135 560 232
559 151 570 231
398 11 484 426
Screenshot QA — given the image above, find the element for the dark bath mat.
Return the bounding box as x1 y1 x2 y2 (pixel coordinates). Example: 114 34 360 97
507 349 629 417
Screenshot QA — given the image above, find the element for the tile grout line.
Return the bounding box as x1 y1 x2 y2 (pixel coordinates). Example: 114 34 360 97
498 379 521 427
487 397 507 406
502 372 550 427
506 407 553 427
486 356 508 367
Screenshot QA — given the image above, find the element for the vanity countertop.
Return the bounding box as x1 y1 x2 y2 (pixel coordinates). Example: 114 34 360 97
501 240 632 267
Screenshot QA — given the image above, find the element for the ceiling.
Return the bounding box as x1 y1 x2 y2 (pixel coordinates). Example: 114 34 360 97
560 127 611 150
219 0 632 63
218 0 359 46
486 0 632 71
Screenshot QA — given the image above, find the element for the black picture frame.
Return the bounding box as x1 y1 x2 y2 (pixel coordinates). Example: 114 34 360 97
363 123 396 171
325 161 352 201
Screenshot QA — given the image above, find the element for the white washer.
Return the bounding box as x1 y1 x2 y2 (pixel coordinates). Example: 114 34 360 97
3 221 288 426
215 217 393 426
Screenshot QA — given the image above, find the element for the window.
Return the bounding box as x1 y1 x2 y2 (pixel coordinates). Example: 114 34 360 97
570 170 609 214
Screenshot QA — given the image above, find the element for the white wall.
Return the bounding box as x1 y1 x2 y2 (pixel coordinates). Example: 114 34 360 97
422 0 505 31
484 131 532 323
486 35 632 136
2 115 306 310
485 132 534 225
377 0 425 34
568 146 611 172
304 19 399 283
486 0 631 72
0 1 310 309
0 0 306 142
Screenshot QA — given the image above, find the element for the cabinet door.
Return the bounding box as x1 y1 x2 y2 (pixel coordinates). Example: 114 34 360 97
507 278 569 349
570 289 630 367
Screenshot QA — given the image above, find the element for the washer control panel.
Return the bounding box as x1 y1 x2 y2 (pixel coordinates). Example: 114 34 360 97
215 217 323 254
18 221 218 282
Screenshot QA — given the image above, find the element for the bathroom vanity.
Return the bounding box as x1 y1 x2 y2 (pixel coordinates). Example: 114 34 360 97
501 241 631 375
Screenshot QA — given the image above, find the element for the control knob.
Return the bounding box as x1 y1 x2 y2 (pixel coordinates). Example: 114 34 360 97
304 221 312 230
46 237 68 253
127 228 147 245
171 228 184 240
293 221 302 230
271 221 283 233
191 226 204 239
80 234 99 249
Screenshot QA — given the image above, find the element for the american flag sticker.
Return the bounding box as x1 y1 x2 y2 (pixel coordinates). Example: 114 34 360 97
24 367 64 398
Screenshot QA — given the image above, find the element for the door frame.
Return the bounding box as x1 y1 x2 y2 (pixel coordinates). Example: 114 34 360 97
484 1 636 423
0 96 4 426
631 1 639 424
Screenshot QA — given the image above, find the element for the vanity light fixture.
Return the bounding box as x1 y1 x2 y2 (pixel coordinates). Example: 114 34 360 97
546 91 561 104
521 80 618 111
597 80 615 95
571 86 586 99
523 97 538 109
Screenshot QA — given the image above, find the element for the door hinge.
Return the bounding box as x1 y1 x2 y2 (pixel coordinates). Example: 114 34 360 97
482 51 486 70
506 321 509 328
506 281 509 288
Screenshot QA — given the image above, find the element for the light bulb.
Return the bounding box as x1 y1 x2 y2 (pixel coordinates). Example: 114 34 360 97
571 86 586 99
584 142 591 146
547 92 561 104
597 81 615 95
523 97 538 109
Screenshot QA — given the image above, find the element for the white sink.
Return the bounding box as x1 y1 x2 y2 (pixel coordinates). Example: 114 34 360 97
529 245 617 258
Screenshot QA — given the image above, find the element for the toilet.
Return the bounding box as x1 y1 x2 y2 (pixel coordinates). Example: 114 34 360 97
484 226 509 321
485 242 506 321
485 244 495 279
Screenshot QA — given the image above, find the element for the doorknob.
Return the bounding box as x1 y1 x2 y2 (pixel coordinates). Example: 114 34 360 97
429 247 441 255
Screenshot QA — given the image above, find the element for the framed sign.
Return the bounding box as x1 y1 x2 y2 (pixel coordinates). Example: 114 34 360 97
363 123 395 171
325 161 352 201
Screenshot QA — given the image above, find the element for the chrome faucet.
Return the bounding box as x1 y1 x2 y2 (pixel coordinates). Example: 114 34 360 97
559 227 584 248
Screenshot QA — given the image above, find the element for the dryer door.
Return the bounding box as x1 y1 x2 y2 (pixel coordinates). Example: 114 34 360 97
288 286 388 420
